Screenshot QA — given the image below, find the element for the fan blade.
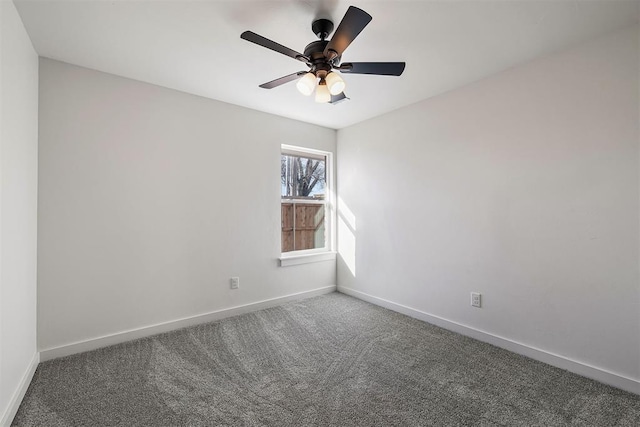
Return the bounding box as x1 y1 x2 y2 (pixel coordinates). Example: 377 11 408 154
259 71 308 89
329 92 348 104
241 31 309 63
324 6 372 59
339 62 405 76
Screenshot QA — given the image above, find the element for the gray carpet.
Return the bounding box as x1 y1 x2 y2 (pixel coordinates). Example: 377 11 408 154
12 293 640 426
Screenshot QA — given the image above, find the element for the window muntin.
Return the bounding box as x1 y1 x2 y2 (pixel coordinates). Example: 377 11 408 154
281 146 331 254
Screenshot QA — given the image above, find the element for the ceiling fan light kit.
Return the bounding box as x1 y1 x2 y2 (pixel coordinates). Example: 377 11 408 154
325 72 346 95
315 79 331 103
296 72 317 96
241 5 405 104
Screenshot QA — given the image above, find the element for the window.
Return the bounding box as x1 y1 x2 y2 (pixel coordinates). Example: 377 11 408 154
281 145 333 256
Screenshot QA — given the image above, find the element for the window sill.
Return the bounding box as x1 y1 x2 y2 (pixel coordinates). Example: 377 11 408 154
279 251 337 267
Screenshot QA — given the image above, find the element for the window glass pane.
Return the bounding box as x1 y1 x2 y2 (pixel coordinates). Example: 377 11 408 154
281 154 326 199
281 203 325 253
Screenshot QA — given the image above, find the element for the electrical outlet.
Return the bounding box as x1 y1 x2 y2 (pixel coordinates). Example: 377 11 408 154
230 277 239 290
470 292 481 308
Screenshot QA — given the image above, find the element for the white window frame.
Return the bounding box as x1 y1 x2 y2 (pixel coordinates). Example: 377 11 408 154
279 144 336 266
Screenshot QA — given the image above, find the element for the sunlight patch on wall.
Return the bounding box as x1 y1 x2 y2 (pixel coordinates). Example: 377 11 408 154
337 197 356 277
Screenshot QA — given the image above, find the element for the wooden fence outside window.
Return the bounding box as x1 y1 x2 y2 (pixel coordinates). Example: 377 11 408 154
281 202 325 252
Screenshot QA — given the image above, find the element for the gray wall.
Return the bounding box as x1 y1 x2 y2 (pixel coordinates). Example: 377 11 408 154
337 25 640 383
37 59 336 351
0 0 39 423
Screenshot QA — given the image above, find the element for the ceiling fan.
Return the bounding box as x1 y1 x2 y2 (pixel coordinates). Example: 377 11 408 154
240 5 406 104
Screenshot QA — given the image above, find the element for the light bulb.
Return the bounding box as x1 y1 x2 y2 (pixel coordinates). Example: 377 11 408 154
325 72 345 95
296 72 316 96
315 80 331 103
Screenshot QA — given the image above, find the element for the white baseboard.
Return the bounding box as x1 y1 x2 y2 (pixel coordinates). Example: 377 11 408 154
0 351 40 427
40 285 336 362
337 286 640 395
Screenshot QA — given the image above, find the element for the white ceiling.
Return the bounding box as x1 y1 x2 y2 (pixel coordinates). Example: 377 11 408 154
14 0 640 129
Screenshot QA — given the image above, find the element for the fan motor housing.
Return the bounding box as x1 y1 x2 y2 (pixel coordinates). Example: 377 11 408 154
305 18 343 74
303 40 328 61
304 40 340 76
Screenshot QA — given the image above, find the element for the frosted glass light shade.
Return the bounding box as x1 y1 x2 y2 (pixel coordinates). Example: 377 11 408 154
325 72 345 95
315 81 331 103
296 72 317 96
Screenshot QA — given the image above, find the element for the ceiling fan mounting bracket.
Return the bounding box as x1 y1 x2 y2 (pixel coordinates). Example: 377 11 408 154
311 19 334 40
